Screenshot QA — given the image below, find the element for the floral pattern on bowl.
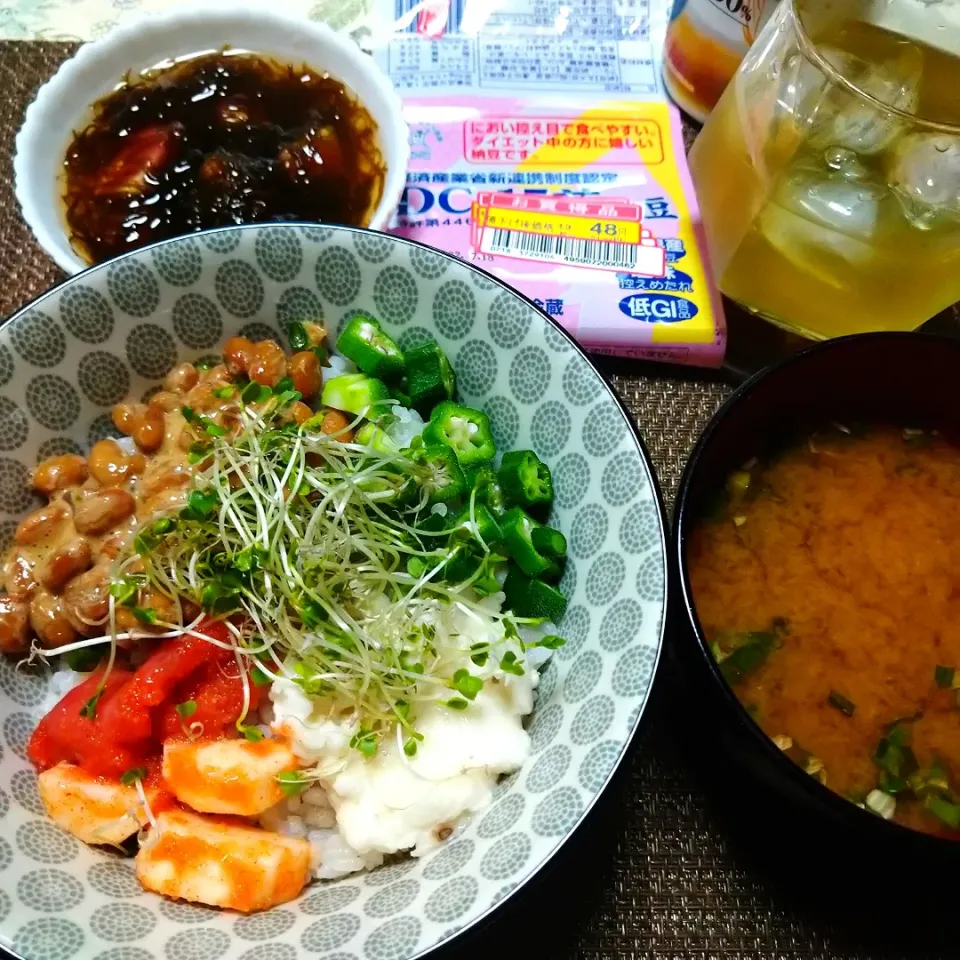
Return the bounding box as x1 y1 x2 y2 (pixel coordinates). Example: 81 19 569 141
0 223 667 960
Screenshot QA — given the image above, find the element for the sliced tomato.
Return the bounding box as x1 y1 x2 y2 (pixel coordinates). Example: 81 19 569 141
27 668 148 778
158 658 263 741
27 619 258 781
96 622 235 743
93 124 178 197
278 126 346 182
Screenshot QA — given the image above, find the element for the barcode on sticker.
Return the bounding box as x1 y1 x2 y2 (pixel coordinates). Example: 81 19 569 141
484 228 642 269
480 227 666 276
472 189 667 276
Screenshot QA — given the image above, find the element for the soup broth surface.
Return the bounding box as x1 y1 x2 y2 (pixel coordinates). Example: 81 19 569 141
689 424 960 836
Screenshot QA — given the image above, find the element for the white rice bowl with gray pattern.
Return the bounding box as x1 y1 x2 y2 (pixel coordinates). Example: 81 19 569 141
0 222 667 960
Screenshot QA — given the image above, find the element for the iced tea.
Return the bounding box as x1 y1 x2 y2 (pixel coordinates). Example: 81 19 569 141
690 3 960 339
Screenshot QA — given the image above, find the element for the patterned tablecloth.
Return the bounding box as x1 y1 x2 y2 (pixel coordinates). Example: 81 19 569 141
0 32 957 960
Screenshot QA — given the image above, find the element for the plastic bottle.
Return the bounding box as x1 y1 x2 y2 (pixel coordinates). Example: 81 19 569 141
662 0 777 123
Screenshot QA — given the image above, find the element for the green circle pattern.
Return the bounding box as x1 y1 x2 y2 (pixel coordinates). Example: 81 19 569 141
172 294 222 350
353 232 395 264
25 376 79 433
276 287 324 330
299 225 334 243
487 291 531 348
557 605 590 660
530 400 570 458
0 398 28 451
531 787 584 837
233 909 297 940
255 228 303 283
14 918 84 960
363 916 420 960
363 858 416 887
599 599 645 652
570 696 615 746
421 840 473 882
398 326 435 351
479 834 531 881
563 354 602 405
482 395 519 451
612 646 657 698
215 261 265 318
636 549 665 603
620 501 661 554
302 885 360 916
372 266 418 326
363 880 418 919
11 312 65 369
602 451 645 506
528 702 563 753
90 903 156 943
0 346 14 388
410 246 450 279
299 915 360 953
586 552 626 606
553 453 591 509
432 280 476 340
563 652 603 703
152 239 203 287
423 877 478 924
525 744 572 792
455 340 497 397
106 261 160 317
36 437 82 462
201 231 241 253
579 741 621 792
125 324 176 380
78 352 130 407
543 321 572 353
59 287 114 344
477 794 525 838
569 503 609 559
508 347 549 407
582 403 628 458
18 869 85 912
316 248 363 306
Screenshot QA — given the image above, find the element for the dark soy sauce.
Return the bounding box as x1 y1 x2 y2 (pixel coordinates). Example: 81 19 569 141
62 50 385 263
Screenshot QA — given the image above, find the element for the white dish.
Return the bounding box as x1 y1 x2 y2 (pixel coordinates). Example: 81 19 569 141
13 4 409 275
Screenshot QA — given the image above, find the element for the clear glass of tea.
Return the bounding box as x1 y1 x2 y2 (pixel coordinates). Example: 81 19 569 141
689 0 960 340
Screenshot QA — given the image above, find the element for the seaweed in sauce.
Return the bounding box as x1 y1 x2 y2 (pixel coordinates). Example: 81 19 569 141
62 51 385 263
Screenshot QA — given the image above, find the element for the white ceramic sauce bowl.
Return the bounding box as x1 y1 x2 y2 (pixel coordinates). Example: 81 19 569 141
14 4 409 275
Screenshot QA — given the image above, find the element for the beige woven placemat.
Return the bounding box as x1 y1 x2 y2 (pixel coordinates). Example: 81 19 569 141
0 41 949 960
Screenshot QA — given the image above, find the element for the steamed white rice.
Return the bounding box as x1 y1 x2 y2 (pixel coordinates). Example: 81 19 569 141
259 786 384 879
39 664 89 714
323 353 357 379
262 597 555 881
385 405 425 449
